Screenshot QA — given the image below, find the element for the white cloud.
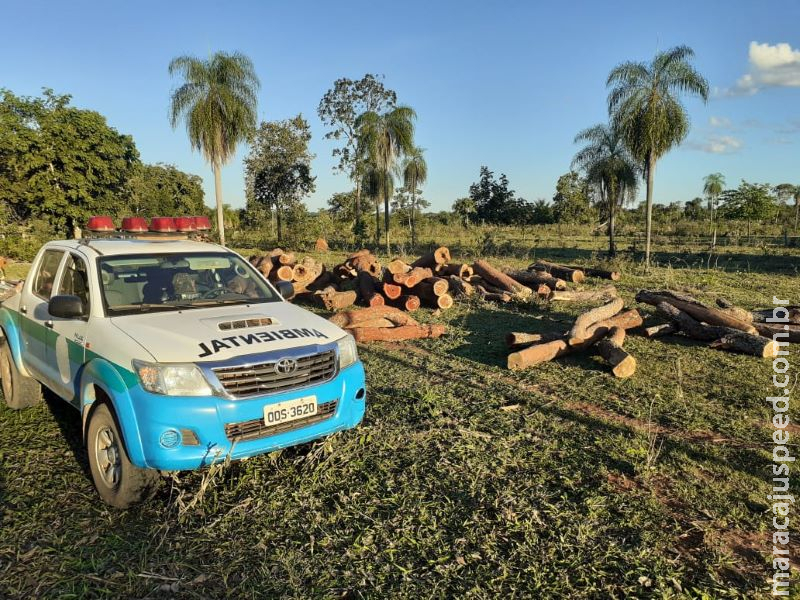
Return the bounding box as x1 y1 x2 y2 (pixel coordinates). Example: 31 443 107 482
722 41 800 96
688 134 743 154
709 116 732 128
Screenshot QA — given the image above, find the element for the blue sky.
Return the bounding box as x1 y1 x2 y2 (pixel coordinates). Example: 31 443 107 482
2 0 798 212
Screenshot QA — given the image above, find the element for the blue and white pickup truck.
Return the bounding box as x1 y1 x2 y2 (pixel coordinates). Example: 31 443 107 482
0 235 366 507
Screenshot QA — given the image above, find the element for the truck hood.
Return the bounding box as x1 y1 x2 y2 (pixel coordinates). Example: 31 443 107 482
110 301 345 363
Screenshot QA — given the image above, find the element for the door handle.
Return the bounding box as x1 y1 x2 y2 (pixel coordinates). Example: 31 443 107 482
45 320 54 329
20 305 27 314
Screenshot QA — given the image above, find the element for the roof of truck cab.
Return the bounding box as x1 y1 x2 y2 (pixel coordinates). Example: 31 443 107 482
46 238 229 257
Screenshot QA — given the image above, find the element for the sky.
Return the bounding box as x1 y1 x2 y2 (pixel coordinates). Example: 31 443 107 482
2 0 798 212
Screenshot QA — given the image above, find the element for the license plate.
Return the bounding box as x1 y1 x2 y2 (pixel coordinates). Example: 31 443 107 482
263 395 317 427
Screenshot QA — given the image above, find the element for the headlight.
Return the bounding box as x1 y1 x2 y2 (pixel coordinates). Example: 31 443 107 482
336 334 358 369
132 360 213 396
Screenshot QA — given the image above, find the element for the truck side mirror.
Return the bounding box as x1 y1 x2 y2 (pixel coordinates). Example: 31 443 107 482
49 295 85 319
276 281 294 300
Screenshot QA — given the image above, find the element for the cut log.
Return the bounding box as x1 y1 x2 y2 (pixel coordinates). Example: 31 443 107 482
275 265 296 281
507 309 642 370
714 298 753 323
476 286 511 303
383 282 403 300
596 327 636 378
529 260 585 284
277 253 296 266
473 260 532 298
709 332 777 357
417 277 449 298
752 307 800 324
753 322 800 343
423 293 453 310
357 271 384 307
269 248 285 257
441 263 474 278
329 305 419 328
350 254 381 277
548 286 618 303
340 317 395 329
447 276 474 298
411 246 451 268
395 267 433 288
636 290 758 335
315 288 357 311
642 323 677 338
352 324 446 343
564 266 621 281
307 271 334 291
568 297 625 345
389 294 421 311
505 331 564 349
251 255 273 279
504 269 567 291
653 302 743 341
386 259 411 275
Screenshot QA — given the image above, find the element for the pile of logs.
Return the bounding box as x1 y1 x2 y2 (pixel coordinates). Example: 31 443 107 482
636 290 790 356
502 260 621 301
506 287 642 378
329 306 446 343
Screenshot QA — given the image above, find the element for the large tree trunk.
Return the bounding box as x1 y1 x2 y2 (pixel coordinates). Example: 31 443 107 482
644 153 655 268
411 188 417 249
375 200 380 245
213 162 226 246
276 204 283 243
608 194 617 257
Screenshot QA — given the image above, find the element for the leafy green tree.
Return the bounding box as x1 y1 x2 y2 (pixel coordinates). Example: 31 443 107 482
0 89 139 237
531 199 554 224
318 74 397 229
402 147 428 247
720 181 777 239
572 124 639 256
452 197 476 227
392 186 430 235
703 173 725 214
774 183 800 232
356 106 416 254
362 165 393 245
128 163 205 217
327 190 358 223
244 115 316 243
169 51 260 246
468 167 532 225
552 171 594 224
684 197 705 221
608 45 709 266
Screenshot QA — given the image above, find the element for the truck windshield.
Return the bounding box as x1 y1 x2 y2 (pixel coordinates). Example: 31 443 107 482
98 253 280 315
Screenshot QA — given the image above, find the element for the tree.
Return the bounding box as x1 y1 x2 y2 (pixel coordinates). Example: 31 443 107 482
168 51 260 246
452 197 476 227
128 163 205 217
317 75 397 229
703 172 725 246
684 197 705 221
362 165 393 244
608 45 709 266
720 181 777 239
402 147 428 247
531 199 554 224
552 172 594 224
468 167 532 225
244 115 316 243
572 124 639 256
774 183 800 232
355 106 416 254
0 89 139 237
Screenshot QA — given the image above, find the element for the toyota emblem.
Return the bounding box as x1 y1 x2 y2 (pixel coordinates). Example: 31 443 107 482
275 358 298 375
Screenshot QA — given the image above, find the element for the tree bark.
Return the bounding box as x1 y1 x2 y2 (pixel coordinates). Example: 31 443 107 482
504 269 567 291
315 288 357 311
441 263 473 278
530 261 585 283
505 331 564 349
548 286 618 303
213 162 226 246
352 324 446 343
412 247 451 268
473 260 532 298
643 323 677 338
709 332 777 357
384 188 390 256
596 327 636 378
389 294 421 311
644 153 655 269
329 305 418 328
568 297 625 345
447 276 474 297
636 290 758 334
752 322 800 343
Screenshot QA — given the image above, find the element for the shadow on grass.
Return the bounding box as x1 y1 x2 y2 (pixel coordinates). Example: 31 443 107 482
43 391 92 484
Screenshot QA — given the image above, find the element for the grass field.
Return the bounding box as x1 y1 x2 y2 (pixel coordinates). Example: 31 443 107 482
0 242 798 598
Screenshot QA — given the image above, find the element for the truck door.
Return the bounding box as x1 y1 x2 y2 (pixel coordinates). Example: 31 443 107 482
19 249 65 382
47 253 92 404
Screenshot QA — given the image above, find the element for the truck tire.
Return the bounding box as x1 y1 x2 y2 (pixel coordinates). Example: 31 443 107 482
0 339 43 409
86 402 159 508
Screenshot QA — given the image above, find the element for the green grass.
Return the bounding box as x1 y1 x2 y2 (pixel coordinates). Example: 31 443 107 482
0 246 798 598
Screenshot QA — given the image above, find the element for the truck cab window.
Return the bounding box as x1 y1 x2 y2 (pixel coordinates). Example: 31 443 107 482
59 255 91 312
32 250 64 300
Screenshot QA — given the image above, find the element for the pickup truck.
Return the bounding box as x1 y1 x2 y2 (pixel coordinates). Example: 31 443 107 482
0 234 366 507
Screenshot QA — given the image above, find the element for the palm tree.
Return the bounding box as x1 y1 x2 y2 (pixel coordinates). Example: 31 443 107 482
572 124 639 256
402 147 428 248
607 45 709 267
168 52 260 246
355 106 416 254
703 173 725 248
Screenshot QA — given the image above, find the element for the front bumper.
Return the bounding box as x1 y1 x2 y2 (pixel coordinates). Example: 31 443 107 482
127 361 366 471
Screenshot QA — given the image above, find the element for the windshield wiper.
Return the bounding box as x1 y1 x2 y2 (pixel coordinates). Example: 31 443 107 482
108 303 184 313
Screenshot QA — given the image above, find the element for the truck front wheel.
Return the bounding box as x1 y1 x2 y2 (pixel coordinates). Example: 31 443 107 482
0 339 43 409
86 402 158 508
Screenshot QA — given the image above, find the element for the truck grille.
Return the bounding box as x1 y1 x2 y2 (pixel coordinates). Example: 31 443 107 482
224 400 338 442
213 350 336 398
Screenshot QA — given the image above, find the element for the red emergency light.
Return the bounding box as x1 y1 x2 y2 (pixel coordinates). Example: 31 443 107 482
192 216 212 231
121 216 149 233
149 217 176 233
174 216 196 232
86 216 115 232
